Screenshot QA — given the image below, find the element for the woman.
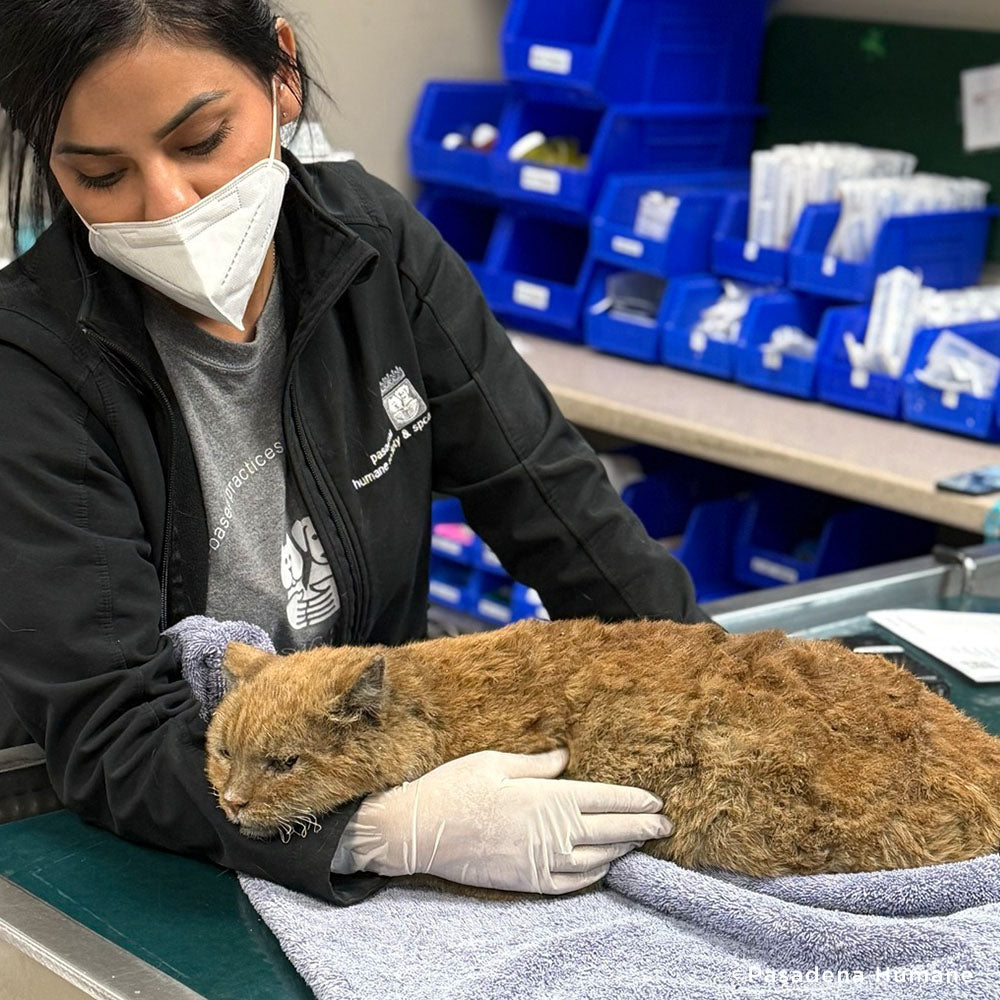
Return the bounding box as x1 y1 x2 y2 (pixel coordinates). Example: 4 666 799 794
0 1 705 905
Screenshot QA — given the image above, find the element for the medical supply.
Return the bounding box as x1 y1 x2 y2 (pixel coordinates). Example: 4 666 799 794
689 280 771 352
589 271 666 324
280 119 352 163
507 130 548 161
919 285 1000 325
845 269 1000 385
522 136 588 169
844 266 923 379
759 325 817 370
441 122 500 152
470 123 500 151
747 143 916 253
633 191 680 242
914 330 1000 400
913 329 1000 404
828 174 990 264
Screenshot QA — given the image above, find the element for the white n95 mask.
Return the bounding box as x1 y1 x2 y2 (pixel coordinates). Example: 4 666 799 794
80 79 290 331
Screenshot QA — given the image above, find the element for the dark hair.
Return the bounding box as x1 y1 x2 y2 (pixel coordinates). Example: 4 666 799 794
0 0 331 256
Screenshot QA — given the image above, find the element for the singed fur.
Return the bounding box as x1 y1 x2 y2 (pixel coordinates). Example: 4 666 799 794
205 618 1000 894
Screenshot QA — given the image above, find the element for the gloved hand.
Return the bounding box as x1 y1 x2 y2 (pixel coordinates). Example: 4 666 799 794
329 747 674 894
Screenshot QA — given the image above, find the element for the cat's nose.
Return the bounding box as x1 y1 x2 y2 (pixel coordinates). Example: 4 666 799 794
222 790 249 817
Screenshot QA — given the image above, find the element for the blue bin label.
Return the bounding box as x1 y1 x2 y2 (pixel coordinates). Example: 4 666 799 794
749 556 799 584
611 235 645 259
528 44 573 76
429 580 461 604
478 598 512 622
520 165 562 196
513 280 552 312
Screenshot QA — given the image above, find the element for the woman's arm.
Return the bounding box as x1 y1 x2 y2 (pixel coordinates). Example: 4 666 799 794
375 175 708 625
0 341 385 905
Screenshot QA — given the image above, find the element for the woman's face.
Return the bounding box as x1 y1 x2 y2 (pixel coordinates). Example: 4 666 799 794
50 25 300 226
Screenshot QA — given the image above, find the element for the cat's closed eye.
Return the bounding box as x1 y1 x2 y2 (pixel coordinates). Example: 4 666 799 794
266 755 299 773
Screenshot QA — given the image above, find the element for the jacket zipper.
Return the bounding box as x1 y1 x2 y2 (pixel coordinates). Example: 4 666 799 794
288 375 366 642
283 258 375 642
80 324 176 633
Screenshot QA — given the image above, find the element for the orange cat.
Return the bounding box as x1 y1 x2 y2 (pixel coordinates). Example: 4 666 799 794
205 618 1000 879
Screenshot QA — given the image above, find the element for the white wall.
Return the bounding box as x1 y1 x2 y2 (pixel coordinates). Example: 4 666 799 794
281 0 506 196
773 0 1000 31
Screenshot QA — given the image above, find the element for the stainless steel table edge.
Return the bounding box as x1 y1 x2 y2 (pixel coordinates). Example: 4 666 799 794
0 875 209 1000
704 542 1000 634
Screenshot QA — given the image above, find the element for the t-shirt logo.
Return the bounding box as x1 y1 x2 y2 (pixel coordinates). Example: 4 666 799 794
280 516 339 630
380 366 427 430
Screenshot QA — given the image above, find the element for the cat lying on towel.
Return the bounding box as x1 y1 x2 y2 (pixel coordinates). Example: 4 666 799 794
205 618 1000 887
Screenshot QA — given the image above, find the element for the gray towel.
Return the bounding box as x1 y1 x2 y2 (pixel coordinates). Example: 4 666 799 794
167 615 1000 1000
163 614 275 722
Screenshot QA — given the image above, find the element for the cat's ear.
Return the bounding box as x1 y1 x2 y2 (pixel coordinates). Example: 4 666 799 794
335 654 386 725
222 642 273 687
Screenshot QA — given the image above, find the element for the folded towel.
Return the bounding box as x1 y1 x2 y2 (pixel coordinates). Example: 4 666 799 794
167 614 1000 1000
163 614 274 722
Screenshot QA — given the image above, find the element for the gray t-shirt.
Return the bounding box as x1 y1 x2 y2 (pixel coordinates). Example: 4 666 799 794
142 269 340 654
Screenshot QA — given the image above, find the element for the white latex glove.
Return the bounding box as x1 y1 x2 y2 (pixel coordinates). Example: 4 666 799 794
329 748 674 894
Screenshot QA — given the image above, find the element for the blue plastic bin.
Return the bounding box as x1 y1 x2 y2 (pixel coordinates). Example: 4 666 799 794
660 275 749 379
501 0 768 107
493 97 761 218
815 305 910 419
712 191 799 286
409 81 512 192
732 485 935 589
606 445 757 537
475 572 516 625
787 203 998 302
511 583 550 621
901 322 1000 441
431 498 511 572
485 211 594 342
673 497 755 603
428 555 479 612
592 173 746 276
583 263 669 362
734 292 834 400
416 187 501 287
430 497 477 565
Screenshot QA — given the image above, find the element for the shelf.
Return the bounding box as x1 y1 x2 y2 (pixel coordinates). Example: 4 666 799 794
508 331 999 535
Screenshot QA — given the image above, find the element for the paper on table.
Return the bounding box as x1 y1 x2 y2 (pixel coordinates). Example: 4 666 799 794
868 609 1000 684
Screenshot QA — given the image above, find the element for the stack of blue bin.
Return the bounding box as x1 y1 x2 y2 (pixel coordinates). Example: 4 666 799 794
427 447 938 618
410 0 769 345
692 184 998 411
656 203 999 408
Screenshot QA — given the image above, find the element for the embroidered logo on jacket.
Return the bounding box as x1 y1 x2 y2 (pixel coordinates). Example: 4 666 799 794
352 367 432 491
280 516 340 629
380 366 427 431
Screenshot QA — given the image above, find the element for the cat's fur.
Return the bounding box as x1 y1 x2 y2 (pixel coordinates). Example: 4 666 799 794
206 617 1000 890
